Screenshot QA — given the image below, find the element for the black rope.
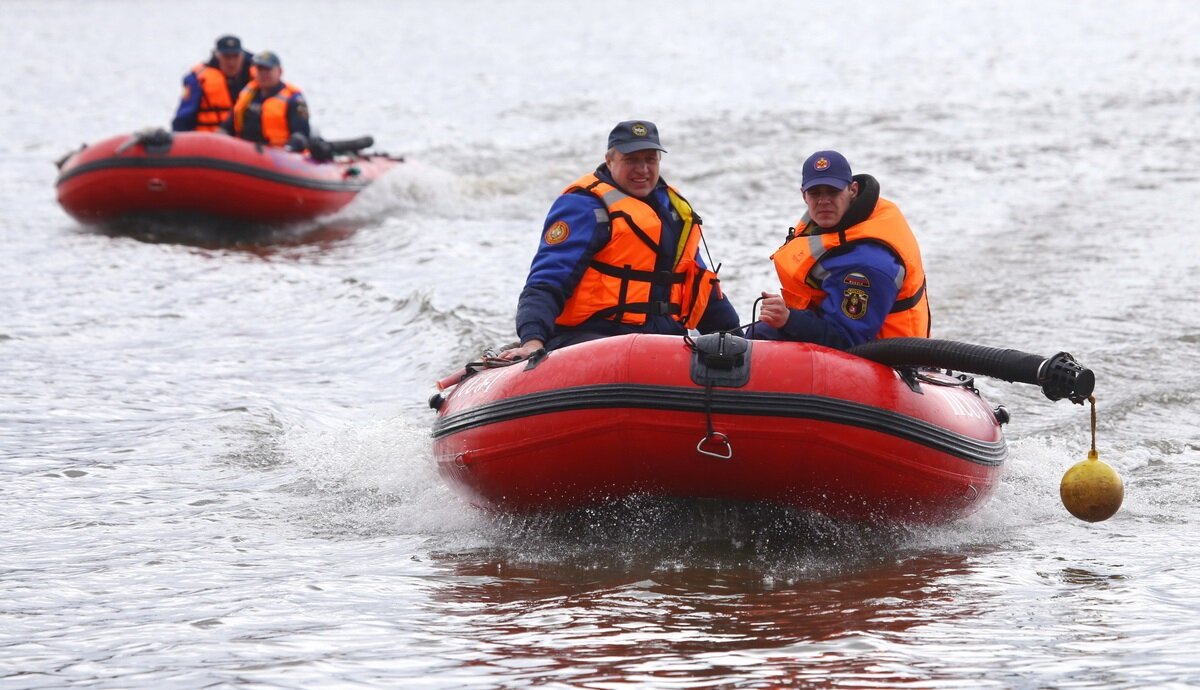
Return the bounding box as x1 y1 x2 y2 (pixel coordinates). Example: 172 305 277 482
732 295 766 333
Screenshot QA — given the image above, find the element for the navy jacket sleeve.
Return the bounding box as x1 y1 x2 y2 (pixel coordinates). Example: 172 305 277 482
287 93 311 139
775 243 903 348
514 192 608 345
171 71 202 132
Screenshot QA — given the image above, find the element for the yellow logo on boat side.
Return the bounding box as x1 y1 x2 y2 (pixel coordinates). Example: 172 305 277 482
545 221 570 245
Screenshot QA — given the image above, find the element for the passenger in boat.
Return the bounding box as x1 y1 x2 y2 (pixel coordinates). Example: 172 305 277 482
220 50 311 147
499 120 741 360
747 150 930 348
171 35 254 132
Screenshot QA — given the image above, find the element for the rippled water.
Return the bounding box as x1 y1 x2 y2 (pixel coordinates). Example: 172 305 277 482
3 1 1199 688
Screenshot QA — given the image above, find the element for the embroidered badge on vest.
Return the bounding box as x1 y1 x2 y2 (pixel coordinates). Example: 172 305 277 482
544 221 570 245
842 288 868 319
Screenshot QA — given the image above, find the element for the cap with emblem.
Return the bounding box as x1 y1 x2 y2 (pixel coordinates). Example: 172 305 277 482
607 120 667 154
252 50 281 69
801 150 853 191
214 35 242 56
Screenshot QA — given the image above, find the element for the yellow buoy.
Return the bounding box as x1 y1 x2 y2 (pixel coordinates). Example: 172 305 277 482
1060 395 1123 522
1060 450 1124 522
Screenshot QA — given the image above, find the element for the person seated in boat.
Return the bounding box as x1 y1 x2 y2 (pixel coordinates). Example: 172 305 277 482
747 150 930 348
220 50 311 148
171 35 254 132
499 120 741 360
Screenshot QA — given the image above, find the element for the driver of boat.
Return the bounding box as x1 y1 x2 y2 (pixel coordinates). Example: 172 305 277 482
220 50 311 148
171 34 254 132
499 120 741 361
747 150 931 348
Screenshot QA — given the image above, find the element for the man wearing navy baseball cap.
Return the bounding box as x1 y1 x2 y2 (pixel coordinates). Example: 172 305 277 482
606 120 668 155
749 149 931 348
171 35 255 132
500 120 740 360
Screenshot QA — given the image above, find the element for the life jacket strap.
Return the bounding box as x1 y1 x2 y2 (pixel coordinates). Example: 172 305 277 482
890 278 926 313
586 261 687 285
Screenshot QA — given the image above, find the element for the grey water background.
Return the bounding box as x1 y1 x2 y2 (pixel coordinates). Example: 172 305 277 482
3 1 1199 687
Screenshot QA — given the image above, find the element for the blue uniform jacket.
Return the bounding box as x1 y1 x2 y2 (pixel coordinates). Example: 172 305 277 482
515 166 741 350
747 242 903 349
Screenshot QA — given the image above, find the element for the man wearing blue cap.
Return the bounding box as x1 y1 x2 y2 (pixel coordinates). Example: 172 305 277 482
749 150 930 347
221 50 310 147
171 35 254 132
500 120 740 360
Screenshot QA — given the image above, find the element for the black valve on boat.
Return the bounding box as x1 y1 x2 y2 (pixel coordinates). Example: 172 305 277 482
115 127 173 155
688 332 751 387
1037 352 1095 404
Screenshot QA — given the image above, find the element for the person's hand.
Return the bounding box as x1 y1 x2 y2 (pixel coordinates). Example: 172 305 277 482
499 339 545 361
758 291 789 329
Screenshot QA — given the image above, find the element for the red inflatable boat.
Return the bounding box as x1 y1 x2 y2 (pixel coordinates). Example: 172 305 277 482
55 129 400 224
430 333 1094 525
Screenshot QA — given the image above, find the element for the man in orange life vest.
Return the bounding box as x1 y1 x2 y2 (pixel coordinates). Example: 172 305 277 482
748 150 931 348
171 35 254 132
500 120 740 360
220 50 310 147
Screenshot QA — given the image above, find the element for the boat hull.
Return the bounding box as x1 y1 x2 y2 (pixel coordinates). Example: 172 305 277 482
431 334 1007 524
55 131 398 224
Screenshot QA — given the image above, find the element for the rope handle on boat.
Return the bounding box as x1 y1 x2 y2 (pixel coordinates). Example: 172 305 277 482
435 350 521 391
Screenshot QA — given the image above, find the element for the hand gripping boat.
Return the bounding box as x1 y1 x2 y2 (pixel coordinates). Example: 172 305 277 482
429 334 1094 525
54 128 401 224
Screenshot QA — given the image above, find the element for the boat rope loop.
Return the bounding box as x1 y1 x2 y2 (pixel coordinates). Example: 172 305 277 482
684 332 749 460
695 379 733 460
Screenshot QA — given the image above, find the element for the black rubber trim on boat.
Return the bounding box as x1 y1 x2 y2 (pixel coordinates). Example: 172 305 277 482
431 383 1007 466
55 155 373 192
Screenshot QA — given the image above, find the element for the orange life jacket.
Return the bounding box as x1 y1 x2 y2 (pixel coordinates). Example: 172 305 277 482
771 196 931 338
231 81 301 146
190 63 235 131
556 174 719 330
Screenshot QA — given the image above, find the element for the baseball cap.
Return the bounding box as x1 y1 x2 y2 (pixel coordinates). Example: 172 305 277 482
801 150 853 191
252 51 281 69
607 120 667 154
215 35 242 56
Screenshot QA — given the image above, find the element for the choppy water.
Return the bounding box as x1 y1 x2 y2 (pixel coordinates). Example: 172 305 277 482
3 1 1199 688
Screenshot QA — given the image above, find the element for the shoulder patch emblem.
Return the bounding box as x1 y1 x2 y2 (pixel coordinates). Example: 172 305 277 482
843 272 871 288
841 287 868 320
180 85 191 100
295 102 309 120
544 220 570 245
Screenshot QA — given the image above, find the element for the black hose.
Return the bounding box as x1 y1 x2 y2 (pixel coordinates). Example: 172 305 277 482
326 136 374 154
848 338 1095 404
